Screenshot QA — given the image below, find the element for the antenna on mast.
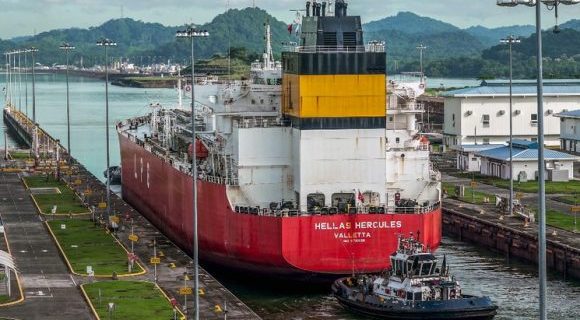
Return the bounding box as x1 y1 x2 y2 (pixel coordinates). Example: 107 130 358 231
416 44 427 80
227 0 231 80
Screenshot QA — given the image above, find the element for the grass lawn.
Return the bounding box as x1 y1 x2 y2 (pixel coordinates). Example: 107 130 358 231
443 182 493 205
23 175 87 214
0 295 10 304
47 219 144 276
554 194 580 206
545 210 579 233
9 151 32 159
83 281 179 320
451 172 580 194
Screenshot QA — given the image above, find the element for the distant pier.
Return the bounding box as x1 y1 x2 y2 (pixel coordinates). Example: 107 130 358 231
2 106 261 319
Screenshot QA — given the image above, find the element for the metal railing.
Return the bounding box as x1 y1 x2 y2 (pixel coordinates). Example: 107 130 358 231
284 44 384 53
232 202 441 218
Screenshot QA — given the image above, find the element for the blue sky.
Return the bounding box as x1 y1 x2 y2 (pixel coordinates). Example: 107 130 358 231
1 0 580 39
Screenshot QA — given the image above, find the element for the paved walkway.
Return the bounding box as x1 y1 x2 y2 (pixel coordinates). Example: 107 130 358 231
64 160 261 319
0 173 92 320
443 174 579 218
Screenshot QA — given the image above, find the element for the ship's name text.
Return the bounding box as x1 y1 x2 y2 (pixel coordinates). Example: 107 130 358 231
314 221 402 231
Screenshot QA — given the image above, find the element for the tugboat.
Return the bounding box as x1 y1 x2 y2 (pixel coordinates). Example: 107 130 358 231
332 235 498 319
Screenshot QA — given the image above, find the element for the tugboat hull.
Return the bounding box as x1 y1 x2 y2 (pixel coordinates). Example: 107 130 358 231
332 283 498 320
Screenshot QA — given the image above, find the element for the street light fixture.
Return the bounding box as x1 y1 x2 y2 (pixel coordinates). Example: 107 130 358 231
416 44 427 80
27 47 39 124
499 35 521 217
60 43 75 159
175 26 209 320
497 1 580 320
96 38 117 224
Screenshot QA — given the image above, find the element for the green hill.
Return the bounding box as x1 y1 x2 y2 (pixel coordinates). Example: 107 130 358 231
3 7 580 79
465 25 536 47
364 12 460 35
6 7 290 66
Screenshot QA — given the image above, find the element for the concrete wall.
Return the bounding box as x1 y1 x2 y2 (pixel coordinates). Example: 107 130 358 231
443 207 580 280
559 117 580 154
480 158 575 181
457 151 481 172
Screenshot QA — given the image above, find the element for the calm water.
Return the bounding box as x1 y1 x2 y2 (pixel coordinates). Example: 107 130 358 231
1 73 178 176
221 237 580 320
2 74 579 319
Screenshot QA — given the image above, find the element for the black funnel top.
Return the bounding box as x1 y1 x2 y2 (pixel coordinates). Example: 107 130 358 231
335 0 348 17
300 1 362 49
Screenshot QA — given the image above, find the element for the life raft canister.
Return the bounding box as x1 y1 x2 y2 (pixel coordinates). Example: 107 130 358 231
188 139 209 159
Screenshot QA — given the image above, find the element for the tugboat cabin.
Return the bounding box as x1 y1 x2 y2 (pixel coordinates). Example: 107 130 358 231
373 235 460 303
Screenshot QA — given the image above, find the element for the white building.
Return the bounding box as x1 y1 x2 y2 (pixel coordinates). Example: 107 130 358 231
452 144 504 172
555 109 580 155
476 140 578 182
443 80 580 148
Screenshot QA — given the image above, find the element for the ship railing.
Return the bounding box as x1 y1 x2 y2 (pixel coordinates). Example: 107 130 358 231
233 202 441 217
386 142 430 152
233 117 289 129
390 103 425 113
201 174 238 186
284 45 380 54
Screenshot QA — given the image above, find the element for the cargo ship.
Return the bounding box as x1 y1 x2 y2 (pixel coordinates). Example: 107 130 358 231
117 0 442 280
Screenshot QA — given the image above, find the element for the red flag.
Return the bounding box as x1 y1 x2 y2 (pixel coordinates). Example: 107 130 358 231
358 190 365 202
287 24 293 34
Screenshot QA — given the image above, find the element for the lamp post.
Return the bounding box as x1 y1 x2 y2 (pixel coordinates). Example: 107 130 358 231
500 35 521 216
96 38 117 224
60 43 75 158
28 47 38 124
176 26 209 320
17 50 22 112
416 44 427 81
3 52 10 107
497 1 580 319
24 49 28 116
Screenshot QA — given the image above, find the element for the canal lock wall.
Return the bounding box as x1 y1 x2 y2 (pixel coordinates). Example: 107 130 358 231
443 206 580 280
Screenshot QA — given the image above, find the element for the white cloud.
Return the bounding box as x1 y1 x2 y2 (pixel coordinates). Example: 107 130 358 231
1 0 580 38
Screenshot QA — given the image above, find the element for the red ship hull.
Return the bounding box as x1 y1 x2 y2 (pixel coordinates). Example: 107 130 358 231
119 134 442 278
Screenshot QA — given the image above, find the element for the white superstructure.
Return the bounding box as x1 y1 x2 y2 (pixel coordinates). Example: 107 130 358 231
119 18 441 216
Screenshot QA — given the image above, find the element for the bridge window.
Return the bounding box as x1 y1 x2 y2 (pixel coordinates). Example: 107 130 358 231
307 193 325 211
332 193 355 213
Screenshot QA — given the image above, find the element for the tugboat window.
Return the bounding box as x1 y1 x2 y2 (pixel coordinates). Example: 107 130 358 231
421 262 432 276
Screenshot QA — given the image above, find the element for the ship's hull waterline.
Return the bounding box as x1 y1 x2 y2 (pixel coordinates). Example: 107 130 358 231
119 133 442 279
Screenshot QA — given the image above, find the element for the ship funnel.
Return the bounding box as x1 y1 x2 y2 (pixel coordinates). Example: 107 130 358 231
306 1 311 17
313 1 321 17
335 0 348 17
322 1 327 16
